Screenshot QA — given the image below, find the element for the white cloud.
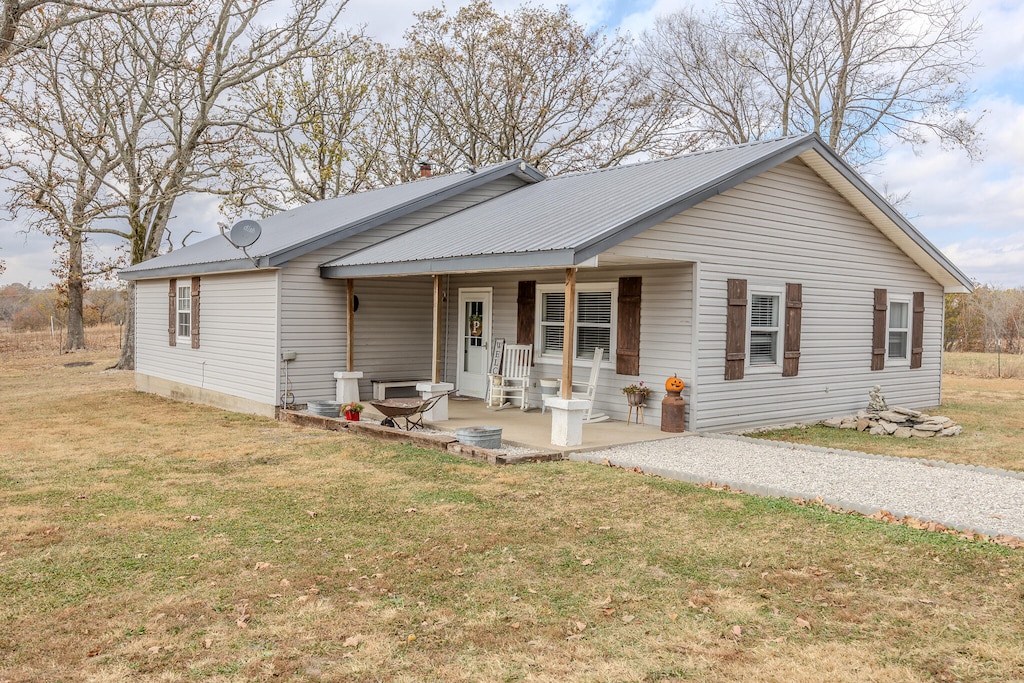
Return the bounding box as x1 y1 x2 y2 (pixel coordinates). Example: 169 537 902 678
864 92 1024 287
944 235 1024 288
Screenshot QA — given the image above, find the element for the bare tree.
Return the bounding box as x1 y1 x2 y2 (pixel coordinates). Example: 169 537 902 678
642 0 981 166
3 1 344 366
387 0 679 176
1 0 187 66
223 31 388 216
0 17 123 350
83 0 344 369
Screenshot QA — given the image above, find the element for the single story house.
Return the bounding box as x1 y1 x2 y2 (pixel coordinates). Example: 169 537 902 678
120 133 972 437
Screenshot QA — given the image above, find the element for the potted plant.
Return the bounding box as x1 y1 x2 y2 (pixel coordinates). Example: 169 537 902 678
621 381 651 406
343 401 364 421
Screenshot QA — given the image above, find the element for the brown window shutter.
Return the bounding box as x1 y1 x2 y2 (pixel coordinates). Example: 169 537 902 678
516 281 535 363
871 288 887 371
616 276 642 375
910 291 924 369
782 282 802 377
190 276 201 349
725 278 747 380
168 278 177 347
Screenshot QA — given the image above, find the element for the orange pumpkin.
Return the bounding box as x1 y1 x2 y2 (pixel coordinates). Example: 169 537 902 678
665 375 685 393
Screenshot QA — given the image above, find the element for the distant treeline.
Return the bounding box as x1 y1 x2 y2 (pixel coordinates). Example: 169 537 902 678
0 283 125 332
945 286 1024 353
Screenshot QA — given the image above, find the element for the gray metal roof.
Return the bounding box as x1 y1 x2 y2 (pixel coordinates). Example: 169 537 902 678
119 159 545 281
320 134 973 292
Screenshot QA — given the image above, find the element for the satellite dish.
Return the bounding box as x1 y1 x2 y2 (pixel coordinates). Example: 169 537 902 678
229 220 262 247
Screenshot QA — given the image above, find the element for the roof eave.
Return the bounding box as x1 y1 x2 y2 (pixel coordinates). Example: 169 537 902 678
119 257 268 281
320 249 581 278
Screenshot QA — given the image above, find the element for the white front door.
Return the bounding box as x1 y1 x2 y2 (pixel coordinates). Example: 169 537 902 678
457 288 492 398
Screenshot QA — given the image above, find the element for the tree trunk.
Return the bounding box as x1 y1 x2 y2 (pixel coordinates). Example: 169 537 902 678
115 280 136 370
64 228 87 351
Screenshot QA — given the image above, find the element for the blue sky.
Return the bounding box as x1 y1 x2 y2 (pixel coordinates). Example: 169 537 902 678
2 0 1022 288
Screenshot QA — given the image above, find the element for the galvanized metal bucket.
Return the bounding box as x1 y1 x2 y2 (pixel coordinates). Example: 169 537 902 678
456 426 503 450
307 400 342 418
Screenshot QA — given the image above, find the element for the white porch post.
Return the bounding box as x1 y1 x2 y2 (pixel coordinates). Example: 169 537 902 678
335 278 362 403
548 267 585 447
420 275 453 421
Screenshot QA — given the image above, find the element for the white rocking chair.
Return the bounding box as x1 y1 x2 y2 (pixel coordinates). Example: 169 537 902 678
488 344 533 411
572 347 609 423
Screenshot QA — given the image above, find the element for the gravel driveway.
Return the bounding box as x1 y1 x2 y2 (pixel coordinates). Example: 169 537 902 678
573 434 1024 540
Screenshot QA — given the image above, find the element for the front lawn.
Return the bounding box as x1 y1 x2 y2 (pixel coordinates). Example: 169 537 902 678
1 349 1021 681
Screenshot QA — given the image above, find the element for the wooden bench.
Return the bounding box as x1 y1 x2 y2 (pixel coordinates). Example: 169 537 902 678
371 379 427 401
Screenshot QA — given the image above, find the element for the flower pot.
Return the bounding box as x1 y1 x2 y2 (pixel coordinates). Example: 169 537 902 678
344 410 360 421
626 392 647 406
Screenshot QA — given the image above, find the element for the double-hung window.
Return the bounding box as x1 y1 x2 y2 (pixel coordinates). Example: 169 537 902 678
538 284 614 361
888 299 909 360
748 290 781 367
177 283 192 341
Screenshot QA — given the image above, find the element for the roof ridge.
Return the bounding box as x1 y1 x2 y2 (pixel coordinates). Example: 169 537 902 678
550 133 814 181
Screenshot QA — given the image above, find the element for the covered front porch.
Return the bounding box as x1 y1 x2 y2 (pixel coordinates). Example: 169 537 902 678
327 258 695 447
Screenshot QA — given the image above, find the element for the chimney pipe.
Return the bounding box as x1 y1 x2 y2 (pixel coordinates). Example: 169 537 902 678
418 161 432 178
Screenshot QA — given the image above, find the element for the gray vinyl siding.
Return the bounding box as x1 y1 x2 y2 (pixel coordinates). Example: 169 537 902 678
608 158 944 432
444 264 693 422
135 271 279 405
278 176 525 403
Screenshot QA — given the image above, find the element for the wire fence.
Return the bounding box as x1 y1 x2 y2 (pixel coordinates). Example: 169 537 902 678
0 323 123 356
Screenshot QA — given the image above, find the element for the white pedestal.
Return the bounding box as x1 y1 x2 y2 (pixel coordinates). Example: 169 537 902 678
334 371 363 404
417 382 454 422
545 397 589 447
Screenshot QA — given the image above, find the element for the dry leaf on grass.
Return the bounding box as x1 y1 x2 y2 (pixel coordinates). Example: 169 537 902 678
731 625 742 637
622 614 636 624
236 603 251 629
254 562 272 570
343 634 365 648
581 558 593 566
796 617 811 629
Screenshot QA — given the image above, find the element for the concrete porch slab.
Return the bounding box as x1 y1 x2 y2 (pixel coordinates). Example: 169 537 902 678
366 396 685 454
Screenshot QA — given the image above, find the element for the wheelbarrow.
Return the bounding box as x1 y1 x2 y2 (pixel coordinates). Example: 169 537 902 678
369 391 454 431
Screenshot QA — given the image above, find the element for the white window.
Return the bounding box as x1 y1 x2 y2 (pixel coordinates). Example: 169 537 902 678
888 299 909 360
177 283 191 341
748 290 781 367
538 284 615 361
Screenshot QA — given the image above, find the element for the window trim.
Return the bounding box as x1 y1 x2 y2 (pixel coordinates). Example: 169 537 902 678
887 295 911 364
745 285 784 373
176 283 192 343
535 282 617 364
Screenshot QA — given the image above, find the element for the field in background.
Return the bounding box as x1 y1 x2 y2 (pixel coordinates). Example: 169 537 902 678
944 350 1024 379
0 322 123 356
1 348 1023 681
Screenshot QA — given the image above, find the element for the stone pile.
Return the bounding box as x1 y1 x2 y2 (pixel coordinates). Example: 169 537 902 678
821 407 962 438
